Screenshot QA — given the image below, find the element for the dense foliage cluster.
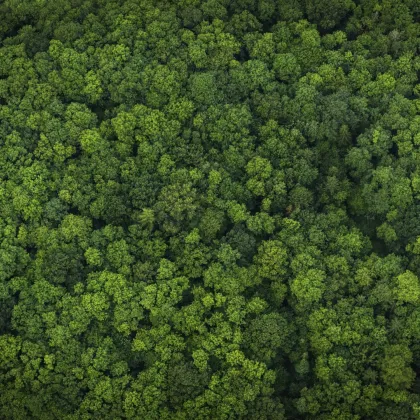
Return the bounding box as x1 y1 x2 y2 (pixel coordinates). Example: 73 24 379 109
2 0 420 418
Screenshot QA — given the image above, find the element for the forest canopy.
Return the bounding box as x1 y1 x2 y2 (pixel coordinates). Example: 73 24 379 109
1 0 420 418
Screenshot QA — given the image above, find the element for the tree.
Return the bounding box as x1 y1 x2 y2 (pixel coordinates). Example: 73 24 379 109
3 0 420 418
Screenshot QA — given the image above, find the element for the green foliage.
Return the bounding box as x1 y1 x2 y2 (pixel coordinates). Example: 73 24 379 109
2 0 420 418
